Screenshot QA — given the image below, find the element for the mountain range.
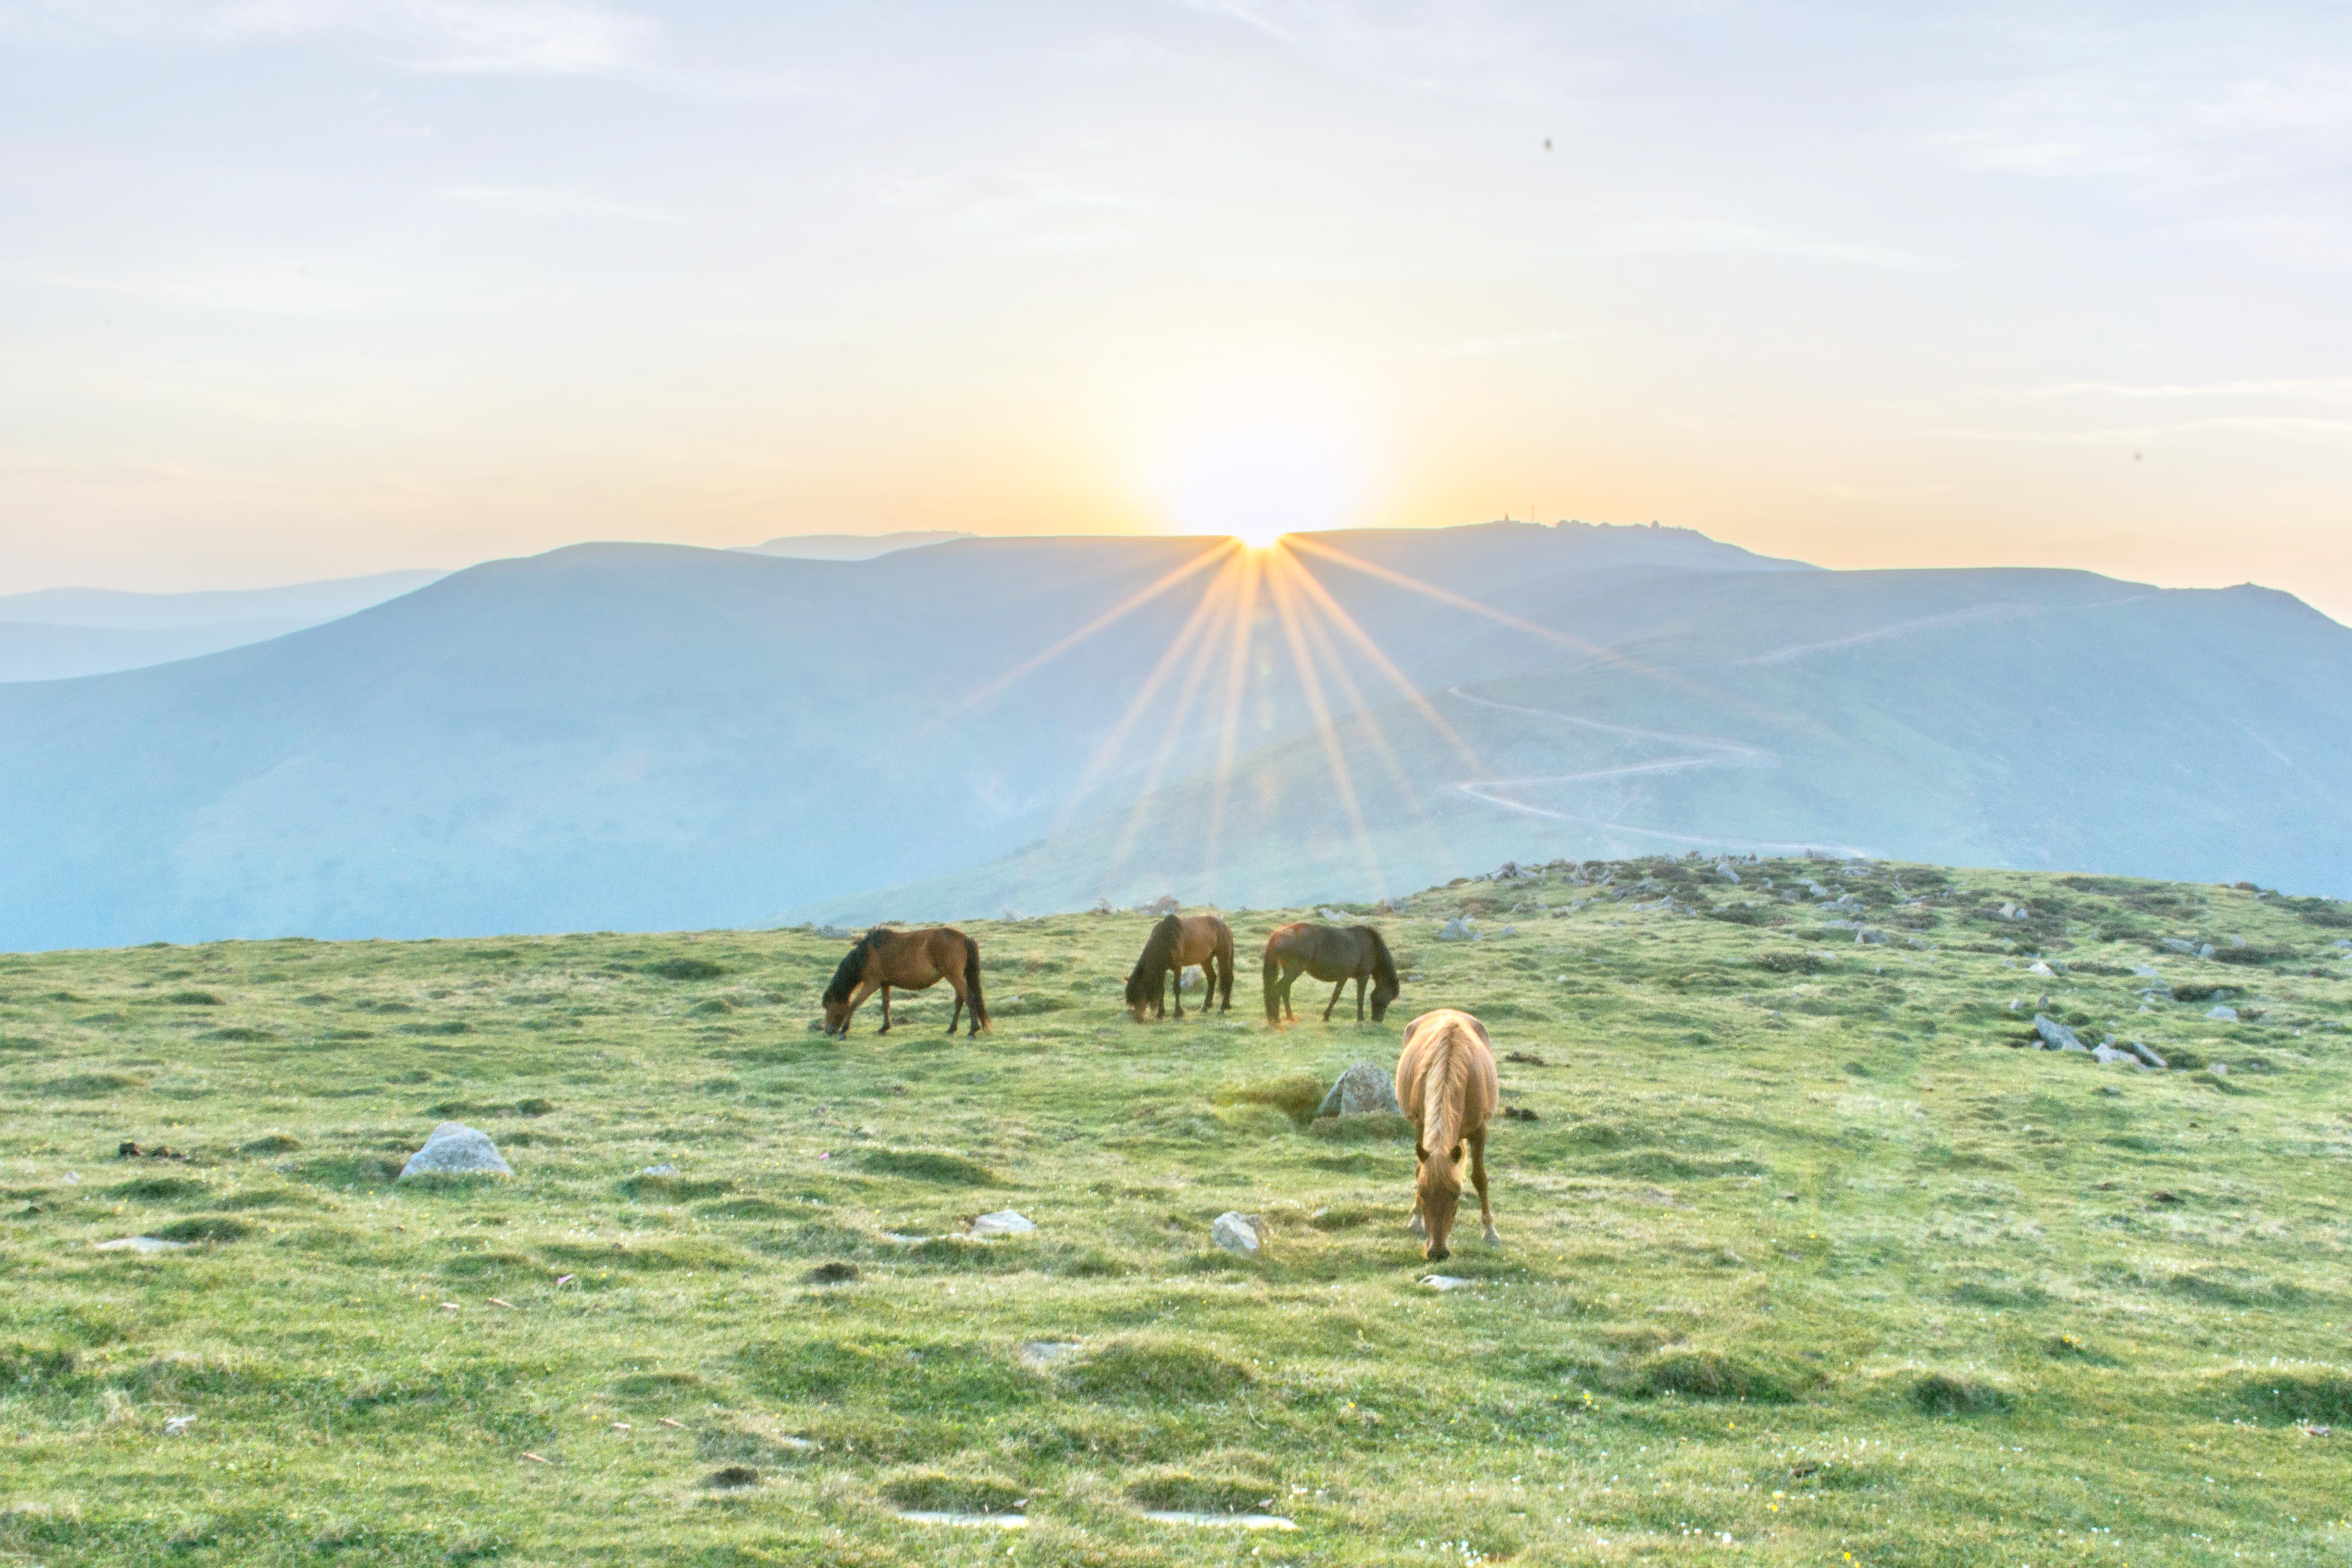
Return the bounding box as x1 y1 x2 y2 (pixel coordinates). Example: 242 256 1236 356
1 522 2345 951
0 568 444 683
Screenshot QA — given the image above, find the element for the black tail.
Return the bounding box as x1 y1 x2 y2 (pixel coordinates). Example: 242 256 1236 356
963 935 989 1033
1215 923 1236 1011
1262 942 1282 1024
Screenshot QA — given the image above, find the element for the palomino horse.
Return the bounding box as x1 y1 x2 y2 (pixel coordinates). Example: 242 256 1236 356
1125 913 1236 1021
821 926 989 1038
1261 921 1400 1025
1394 1008 1500 1262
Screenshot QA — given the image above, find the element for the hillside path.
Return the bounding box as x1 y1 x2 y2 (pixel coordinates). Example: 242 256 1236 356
1443 687 1870 857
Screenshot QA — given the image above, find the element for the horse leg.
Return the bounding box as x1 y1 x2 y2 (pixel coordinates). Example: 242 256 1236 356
944 972 967 1036
1322 979 1345 1021
841 978 880 1036
1407 1171 1428 1238
1470 1125 1500 1246
1354 974 1366 1022
877 985 893 1035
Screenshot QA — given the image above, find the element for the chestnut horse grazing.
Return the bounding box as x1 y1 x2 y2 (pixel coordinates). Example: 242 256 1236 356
1261 922 1400 1025
821 926 988 1038
1125 913 1236 1021
1394 1008 1500 1262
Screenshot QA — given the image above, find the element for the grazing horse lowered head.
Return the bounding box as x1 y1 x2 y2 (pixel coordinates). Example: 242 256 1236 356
1394 1007 1501 1262
1124 912 1236 1021
1261 921 1400 1026
820 925 988 1038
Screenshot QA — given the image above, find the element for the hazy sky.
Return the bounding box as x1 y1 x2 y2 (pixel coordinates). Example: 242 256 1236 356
5 2 2350 616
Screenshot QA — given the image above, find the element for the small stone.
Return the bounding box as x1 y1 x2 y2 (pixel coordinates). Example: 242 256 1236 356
1421 1275 1475 1291
2208 1061 2230 1078
1210 1211 1266 1257
970 1210 1035 1237
2133 964 2161 978
164 1415 196 1436
2027 961 2055 977
1316 1063 1403 1118
94 1236 187 1254
2126 1041 2169 1070
2207 1006 2240 1023
2091 1044 2137 1066
1437 918 1475 941
397 1122 513 1180
2162 937 2197 955
641 1163 679 1176
1019 1340 1081 1367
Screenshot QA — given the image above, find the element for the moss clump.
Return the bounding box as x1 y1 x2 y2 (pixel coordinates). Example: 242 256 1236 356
1063 1338 1252 1402
1633 1349 1796 1404
855 1148 998 1185
1912 1372 2011 1414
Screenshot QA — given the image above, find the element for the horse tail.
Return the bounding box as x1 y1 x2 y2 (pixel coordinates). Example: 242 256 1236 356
963 934 988 1030
1262 933 1283 1024
1215 920 1236 1008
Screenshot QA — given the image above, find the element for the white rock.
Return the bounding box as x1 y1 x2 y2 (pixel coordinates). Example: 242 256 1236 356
970 1210 1035 1237
1019 1340 1081 1366
641 1163 679 1176
2206 1006 2240 1023
1316 1063 1403 1118
1437 918 1475 941
94 1236 188 1254
2209 1061 2231 1078
398 1122 513 1180
1210 1211 1265 1257
164 1415 197 1435
2033 1014 2086 1052
2027 961 2055 977
1421 1275 1475 1291
2126 1041 2169 1070
2091 1044 2138 1066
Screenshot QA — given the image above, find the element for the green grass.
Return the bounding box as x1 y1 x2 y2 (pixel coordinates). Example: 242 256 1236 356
0 857 2347 1565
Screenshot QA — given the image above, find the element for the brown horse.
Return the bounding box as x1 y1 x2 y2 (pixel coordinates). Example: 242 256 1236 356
1261 921 1400 1025
1125 913 1236 1021
820 926 988 1038
1394 1008 1500 1262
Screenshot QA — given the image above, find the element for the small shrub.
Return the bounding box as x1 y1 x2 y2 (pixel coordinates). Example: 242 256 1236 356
1632 1349 1794 1403
1912 1372 2011 1414
1063 1338 1252 1402
1211 1074 1325 1124
2227 1369 2352 1426
881 1471 1026 1514
148 1215 254 1244
239 1133 301 1155
1753 951 1823 974
644 958 728 981
109 1175 211 1203
166 991 224 1006
1125 1470 1278 1514
856 1148 998 1185
37 1072 142 1098
1305 1112 1412 1144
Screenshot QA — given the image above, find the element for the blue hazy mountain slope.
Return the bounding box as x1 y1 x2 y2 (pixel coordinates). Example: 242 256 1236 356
3 524 2335 949
802 568 2352 921
0 617 318 683
0 568 445 629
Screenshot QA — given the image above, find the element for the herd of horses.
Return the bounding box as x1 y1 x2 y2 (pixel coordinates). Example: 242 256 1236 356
818 913 1492 1261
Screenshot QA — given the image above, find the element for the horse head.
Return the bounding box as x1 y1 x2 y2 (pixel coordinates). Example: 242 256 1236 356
1365 928 1401 1022
1416 1137 1464 1261
1123 966 1153 1022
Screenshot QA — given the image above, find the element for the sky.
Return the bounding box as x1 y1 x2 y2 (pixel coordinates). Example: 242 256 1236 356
3 1 2350 617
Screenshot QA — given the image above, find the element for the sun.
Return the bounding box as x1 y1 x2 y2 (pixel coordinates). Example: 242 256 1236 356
1166 422 1357 549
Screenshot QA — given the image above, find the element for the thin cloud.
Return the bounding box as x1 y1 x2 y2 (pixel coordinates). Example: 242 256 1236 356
1563 219 1926 267
3 0 658 76
2027 377 2352 401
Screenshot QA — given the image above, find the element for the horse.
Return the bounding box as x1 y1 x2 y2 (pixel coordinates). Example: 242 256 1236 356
1124 913 1236 1021
1261 921 1400 1025
1393 1008 1500 1262
820 926 988 1038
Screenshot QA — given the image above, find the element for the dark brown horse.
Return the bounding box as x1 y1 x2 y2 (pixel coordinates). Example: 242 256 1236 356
821 926 988 1038
1394 1008 1500 1262
1125 913 1236 1021
1261 921 1400 1025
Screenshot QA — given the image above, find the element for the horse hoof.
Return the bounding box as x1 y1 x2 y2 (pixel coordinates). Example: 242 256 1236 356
1484 1227 1502 1247
1407 1216 1427 1238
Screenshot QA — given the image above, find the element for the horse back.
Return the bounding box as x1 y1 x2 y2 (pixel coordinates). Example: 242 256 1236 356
1395 1009 1499 1131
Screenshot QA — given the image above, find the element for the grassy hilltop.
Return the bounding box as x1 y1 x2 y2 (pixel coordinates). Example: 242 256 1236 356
2 858 2349 1565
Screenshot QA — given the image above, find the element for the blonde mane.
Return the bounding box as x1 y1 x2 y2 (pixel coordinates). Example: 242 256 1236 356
1417 1021 1475 1195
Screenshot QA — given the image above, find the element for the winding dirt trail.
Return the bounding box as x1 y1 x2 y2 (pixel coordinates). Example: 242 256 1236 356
1443 687 1871 857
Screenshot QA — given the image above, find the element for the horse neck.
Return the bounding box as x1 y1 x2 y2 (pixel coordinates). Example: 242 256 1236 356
1418 1034 1469 1170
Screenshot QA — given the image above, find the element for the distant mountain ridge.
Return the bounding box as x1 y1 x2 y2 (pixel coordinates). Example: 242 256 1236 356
0 522 2343 951
730 531 971 560
0 568 447 683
